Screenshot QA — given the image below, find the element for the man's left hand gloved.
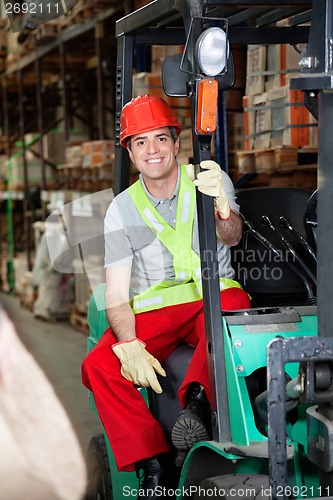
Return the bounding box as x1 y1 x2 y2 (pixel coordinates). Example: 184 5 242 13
186 160 230 219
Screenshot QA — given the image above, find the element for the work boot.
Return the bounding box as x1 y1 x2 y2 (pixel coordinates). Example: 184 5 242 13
171 383 211 466
135 452 178 499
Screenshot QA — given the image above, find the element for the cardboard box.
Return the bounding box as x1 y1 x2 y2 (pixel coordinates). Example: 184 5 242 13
65 145 82 166
133 72 164 99
253 93 271 149
268 82 317 147
82 140 115 167
91 152 114 166
245 45 266 96
265 44 301 91
243 82 318 150
91 140 115 153
243 94 271 150
5 157 57 190
151 45 184 72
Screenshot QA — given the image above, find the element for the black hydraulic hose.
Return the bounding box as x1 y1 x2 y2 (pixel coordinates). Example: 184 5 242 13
279 216 317 264
242 218 316 304
255 380 299 425
261 215 317 287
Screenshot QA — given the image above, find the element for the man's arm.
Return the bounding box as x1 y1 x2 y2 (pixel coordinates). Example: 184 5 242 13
104 266 166 393
186 160 243 247
215 209 243 247
105 266 136 342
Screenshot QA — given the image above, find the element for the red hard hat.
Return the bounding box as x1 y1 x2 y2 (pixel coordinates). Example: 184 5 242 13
120 95 182 147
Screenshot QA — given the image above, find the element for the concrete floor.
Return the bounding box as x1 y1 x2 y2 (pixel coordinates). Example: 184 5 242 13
0 291 103 462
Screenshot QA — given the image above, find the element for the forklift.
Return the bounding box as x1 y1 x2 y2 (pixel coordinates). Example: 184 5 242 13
86 1 333 499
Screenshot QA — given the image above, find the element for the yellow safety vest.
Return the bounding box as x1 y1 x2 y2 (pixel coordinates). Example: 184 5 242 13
128 165 242 313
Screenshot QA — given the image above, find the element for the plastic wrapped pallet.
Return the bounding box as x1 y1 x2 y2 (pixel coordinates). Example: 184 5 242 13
65 145 83 167
32 232 72 320
243 93 271 150
265 43 301 91
245 45 266 96
5 157 57 190
268 81 318 148
243 84 318 150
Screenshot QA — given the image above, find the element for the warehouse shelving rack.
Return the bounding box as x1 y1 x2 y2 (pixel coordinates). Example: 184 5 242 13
0 1 127 289
114 0 313 194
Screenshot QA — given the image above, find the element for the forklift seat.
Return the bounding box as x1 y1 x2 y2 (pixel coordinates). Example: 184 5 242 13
232 187 316 307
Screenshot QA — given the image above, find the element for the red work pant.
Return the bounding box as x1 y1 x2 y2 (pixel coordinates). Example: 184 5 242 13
81 287 250 472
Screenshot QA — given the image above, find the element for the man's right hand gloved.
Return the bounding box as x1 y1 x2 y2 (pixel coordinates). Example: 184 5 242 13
112 339 166 394
186 160 231 219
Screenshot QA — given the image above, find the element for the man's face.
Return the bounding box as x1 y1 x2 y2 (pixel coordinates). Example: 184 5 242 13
127 127 179 181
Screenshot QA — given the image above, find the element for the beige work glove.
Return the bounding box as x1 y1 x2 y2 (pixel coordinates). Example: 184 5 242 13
186 160 231 219
112 339 166 394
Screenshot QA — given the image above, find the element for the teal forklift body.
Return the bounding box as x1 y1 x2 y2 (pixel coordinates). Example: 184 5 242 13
87 285 319 498
176 306 319 498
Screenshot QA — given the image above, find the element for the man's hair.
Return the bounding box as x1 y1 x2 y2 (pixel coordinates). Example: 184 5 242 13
126 126 179 151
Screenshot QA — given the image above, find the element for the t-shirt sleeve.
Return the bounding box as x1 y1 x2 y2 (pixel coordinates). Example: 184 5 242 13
104 200 133 268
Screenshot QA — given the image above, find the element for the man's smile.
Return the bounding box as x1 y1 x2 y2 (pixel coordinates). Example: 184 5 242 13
146 158 163 164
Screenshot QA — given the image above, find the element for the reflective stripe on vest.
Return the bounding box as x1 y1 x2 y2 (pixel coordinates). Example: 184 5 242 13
130 277 243 313
128 165 242 314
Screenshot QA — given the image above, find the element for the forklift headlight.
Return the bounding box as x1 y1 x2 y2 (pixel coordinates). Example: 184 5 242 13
195 27 229 77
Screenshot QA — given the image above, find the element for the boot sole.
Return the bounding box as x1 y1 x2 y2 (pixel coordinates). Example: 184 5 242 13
171 412 210 450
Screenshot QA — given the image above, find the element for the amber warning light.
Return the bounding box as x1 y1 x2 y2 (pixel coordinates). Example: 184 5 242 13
196 78 218 134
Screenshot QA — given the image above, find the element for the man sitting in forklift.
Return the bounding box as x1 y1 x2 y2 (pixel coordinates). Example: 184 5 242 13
81 95 250 498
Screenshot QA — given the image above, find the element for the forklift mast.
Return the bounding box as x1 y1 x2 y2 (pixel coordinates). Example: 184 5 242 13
113 1 333 497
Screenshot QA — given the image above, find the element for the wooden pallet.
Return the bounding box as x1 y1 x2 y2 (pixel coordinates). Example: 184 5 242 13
236 146 318 175
70 305 89 335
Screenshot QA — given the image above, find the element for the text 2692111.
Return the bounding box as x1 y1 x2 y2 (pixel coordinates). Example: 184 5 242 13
5 2 60 14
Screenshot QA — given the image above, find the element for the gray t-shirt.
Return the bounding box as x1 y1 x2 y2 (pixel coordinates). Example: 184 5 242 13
104 166 239 297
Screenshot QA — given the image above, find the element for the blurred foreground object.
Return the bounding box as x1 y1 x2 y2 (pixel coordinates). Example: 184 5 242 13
0 307 87 500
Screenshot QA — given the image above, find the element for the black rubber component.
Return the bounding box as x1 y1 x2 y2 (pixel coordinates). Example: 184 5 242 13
194 474 271 499
171 413 210 450
171 384 211 463
86 433 113 500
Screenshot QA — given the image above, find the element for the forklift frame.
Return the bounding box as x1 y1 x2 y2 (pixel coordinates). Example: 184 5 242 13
111 1 333 498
